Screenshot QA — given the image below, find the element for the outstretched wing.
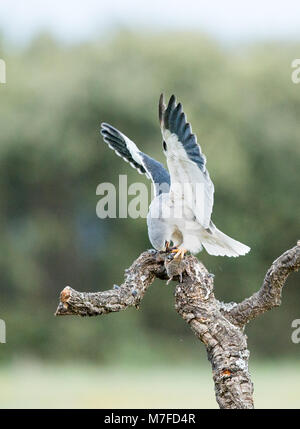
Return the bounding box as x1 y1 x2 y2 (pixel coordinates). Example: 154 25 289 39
100 123 170 196
159 94 214 228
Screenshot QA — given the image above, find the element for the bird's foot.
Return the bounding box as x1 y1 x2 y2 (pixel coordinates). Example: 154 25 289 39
171 247 187 260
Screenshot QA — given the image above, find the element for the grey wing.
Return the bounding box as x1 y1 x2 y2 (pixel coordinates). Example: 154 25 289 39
100 123 170 196
159 94 214 228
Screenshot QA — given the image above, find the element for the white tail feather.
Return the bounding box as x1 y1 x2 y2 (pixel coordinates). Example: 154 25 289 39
201 226 250 257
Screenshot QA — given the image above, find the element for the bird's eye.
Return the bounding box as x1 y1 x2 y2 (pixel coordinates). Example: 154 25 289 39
163 141 167 151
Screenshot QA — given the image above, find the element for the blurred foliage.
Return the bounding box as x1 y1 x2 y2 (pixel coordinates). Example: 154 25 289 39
0 30 299 364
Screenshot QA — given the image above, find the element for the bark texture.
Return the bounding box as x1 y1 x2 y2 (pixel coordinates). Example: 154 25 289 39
55 241 300 409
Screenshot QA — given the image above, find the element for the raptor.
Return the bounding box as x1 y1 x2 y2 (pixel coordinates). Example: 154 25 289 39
100 94 250 259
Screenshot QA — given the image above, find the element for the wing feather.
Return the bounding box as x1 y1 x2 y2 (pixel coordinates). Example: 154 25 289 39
159 94 214 228
100 123 170 196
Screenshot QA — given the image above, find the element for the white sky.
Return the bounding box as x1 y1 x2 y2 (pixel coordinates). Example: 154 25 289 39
1 0 300 44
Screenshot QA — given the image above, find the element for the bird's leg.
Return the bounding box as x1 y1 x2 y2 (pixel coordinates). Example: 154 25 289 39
164 241 171 252
171 247 187 260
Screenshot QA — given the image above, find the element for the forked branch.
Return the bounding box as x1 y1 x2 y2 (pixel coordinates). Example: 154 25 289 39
55 241 300 409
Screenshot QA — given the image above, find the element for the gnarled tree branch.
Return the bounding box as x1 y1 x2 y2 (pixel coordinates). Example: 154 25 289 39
55 241 300 409
225 242 300 327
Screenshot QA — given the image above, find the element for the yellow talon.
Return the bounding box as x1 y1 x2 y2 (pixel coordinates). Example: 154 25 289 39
171 248 187 259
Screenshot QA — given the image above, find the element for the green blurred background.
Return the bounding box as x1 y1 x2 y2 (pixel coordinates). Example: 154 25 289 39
0 4 300 408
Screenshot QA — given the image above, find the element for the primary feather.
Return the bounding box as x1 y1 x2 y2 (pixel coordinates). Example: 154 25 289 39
101 122 170 196
159 94 214 229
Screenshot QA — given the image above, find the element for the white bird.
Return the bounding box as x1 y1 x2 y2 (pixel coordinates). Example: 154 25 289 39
100 94 250 259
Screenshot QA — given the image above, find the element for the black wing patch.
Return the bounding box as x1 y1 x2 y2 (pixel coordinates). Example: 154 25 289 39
141 153 170 195
159 94 206 172
101 123 146 175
